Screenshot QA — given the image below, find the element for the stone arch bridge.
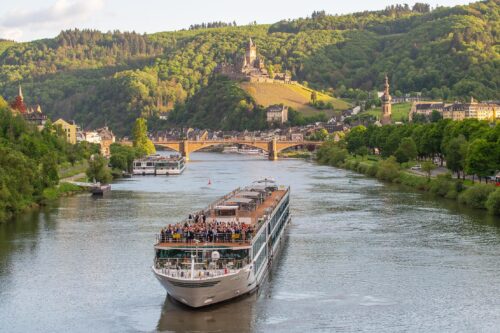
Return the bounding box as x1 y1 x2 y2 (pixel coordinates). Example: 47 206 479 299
124 138 322 161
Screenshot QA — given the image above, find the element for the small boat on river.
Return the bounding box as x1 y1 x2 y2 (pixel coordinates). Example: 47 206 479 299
152 178 291 308
90 183 111 195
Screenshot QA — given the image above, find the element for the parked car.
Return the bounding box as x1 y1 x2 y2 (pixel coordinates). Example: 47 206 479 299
411 165 422 171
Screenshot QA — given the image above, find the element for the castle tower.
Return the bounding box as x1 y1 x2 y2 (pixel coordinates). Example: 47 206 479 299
245 38 257 67
381 75 392 125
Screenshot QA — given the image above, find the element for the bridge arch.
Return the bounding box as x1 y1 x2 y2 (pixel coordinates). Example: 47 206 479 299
275 142 321 153
186 141 269 158
154 142 181 153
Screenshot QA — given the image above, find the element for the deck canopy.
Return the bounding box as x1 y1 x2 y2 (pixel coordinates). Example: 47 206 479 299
225 197 253 204
214 205 239 210
236 191 262 198
214 205 238 216
224 196 256 211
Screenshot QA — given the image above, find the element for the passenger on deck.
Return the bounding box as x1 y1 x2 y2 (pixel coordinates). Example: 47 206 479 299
158 219 254 243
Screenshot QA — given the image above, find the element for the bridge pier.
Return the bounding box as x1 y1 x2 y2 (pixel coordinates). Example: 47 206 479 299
268 138 278 161
180 140 189 161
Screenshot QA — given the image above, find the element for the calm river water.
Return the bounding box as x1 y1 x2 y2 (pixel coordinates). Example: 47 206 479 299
1 152 499 333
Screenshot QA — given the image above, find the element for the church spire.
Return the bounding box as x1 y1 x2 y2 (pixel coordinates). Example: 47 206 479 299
18 84 23 100
381 74 392 125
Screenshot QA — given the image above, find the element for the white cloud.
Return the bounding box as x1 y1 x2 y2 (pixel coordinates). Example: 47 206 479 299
0 0 104 40
0 27 23 41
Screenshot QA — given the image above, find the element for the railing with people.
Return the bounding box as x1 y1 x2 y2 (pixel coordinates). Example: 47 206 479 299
156 231 253 245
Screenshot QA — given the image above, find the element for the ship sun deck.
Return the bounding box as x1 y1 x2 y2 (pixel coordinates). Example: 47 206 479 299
155 184 288 248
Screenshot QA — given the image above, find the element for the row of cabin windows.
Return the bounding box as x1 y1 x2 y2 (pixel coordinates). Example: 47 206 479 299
252 230 266 262
270 208 289 247
254 246 267 275
269 195 289 232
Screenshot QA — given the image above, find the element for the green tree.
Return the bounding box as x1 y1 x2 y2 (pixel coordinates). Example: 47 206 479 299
41 153 59 188
465 139 496 182
376 156 400 182
394 137 417 163
110 154 128 172
133 118 156 156
430 110 442 123
110 143 140 172
443 135 468 179
422 161 436 180
86 155 112 184
346 125 367 155
485 188 500 216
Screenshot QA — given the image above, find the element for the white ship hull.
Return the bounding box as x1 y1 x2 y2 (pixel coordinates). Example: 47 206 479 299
238 149 261 155
133 168 155 175
155 164 186 175
133 155 186 176
167 163 186 175
153 266 257 308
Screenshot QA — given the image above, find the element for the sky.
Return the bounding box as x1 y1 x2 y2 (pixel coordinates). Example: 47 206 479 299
0 0 474 42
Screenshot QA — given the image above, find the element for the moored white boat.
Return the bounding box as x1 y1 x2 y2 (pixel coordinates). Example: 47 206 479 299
222 146 239 154
237 148 261 155
152 179 290 308
133 155 186 176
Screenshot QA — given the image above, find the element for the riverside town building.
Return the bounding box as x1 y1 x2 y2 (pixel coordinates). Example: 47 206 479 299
409 97 500 121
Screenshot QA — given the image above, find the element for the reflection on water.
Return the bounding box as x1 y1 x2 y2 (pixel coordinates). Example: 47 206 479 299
0 152 499 332
157 293 257 333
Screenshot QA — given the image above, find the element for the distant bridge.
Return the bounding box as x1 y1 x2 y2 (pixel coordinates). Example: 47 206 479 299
122 138 322 161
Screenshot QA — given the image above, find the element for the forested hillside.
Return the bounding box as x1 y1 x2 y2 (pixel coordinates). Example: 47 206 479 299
0 1 498 135
0 96 96 221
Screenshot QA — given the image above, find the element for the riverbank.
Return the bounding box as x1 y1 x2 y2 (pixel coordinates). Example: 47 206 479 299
42 182 85 202
316 146 500 216
279 150 312 159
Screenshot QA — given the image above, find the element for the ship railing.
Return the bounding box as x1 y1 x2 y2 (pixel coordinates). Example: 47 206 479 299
157 268 239 279
155 232 253 245
156 258 249 268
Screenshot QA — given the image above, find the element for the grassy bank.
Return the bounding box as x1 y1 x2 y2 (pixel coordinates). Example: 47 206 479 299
317 147 500 216
42 183 85 202
58 160 89 179
279 150 312 159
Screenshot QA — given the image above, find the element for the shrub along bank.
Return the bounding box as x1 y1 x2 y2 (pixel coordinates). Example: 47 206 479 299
316 141 500 216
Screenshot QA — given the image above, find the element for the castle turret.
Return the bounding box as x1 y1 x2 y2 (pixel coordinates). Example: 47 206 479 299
245 38 257 67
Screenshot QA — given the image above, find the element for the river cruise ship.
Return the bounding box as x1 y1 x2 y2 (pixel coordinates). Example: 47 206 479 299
133 155 186 176
152 179 291 308
222 146 239 154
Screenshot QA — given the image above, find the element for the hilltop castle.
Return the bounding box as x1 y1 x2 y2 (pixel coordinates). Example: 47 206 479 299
215 38 292 83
